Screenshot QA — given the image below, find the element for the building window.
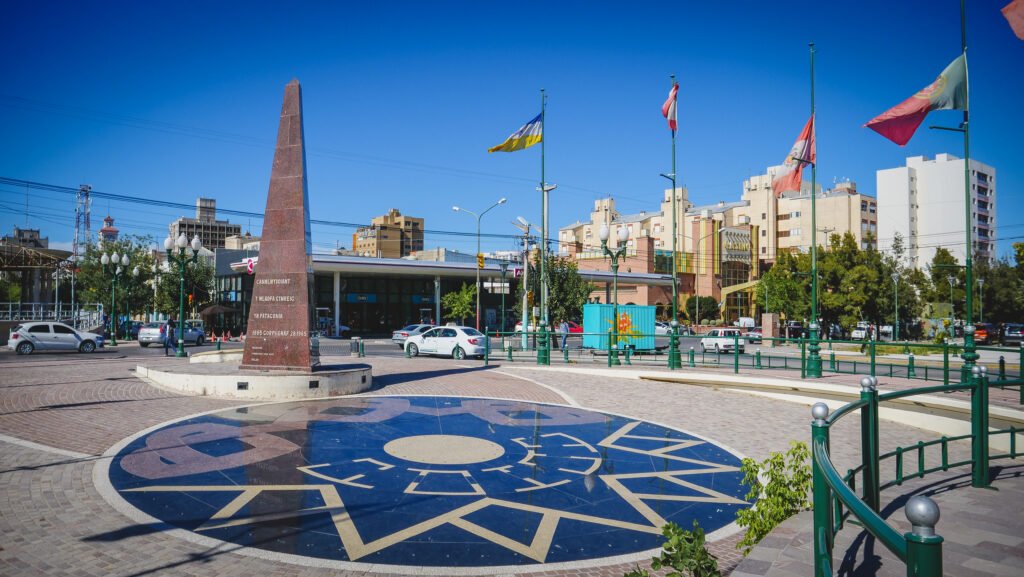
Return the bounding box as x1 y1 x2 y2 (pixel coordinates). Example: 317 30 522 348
761 213 766 220
761 247 767 254
761 229 766 237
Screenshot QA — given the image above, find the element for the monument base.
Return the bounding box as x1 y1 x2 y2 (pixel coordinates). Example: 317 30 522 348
135 362 372 400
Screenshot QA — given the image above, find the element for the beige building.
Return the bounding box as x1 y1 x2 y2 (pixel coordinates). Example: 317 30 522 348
353 209 424 259
733 171 877 271
168 198 241 250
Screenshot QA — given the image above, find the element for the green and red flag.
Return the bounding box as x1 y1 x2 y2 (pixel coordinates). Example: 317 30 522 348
865 54 968 146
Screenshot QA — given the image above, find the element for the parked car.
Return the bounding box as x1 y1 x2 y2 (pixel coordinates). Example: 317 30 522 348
1000 323 1024 347
121 320 144 339
973 323 993 345
137 321 206 348
8 322 104 354
744 327 763 344
655 322 672 335
404 325 490 359
699 328 746 354
391 324 435 348
785 321 808 339
851 322 871 340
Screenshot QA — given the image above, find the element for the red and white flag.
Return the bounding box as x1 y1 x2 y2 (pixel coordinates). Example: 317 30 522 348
864 54 968 146
771 115 815 197
1003 0 1024 40
662 82 678 132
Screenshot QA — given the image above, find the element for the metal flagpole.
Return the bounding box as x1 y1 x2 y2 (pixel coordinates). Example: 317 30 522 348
670 75 679 327
540 89 549 327
959 0 978 380
807 42 823 378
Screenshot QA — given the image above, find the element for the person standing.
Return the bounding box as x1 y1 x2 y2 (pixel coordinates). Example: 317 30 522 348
558 319 569 350
164 316 177 356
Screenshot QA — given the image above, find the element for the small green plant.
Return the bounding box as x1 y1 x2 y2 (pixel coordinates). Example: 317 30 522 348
624 520 721 577
735 441 812 555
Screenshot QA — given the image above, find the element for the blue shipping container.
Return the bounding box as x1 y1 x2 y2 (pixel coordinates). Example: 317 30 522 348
582 304 656 350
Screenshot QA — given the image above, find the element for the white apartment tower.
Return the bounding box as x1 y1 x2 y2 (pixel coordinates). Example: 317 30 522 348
877 154 995 268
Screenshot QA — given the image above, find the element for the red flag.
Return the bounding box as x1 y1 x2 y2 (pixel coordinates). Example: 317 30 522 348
865 54 968 146
771 115 815 198
662 82 678 132
1004 0 1024 40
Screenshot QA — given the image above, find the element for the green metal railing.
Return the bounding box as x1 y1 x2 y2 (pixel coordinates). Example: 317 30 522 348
810 368 1024 576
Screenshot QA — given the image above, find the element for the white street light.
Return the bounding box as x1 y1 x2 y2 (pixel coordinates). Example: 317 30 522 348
453 198 507 330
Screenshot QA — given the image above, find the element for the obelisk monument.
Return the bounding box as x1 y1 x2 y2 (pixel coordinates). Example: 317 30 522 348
241 79 319 371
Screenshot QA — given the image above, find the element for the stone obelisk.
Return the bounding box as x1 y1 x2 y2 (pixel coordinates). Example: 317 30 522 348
241 79 319 371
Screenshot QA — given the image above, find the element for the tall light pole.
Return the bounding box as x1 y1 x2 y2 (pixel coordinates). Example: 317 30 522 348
977 278 984 323
165 233 202 358
453 197 507 330
125 266 139 339
100 251 129 346
512 217 532 350
151 263 161 322
538 184 556 326
891 272 900 341
599 223 630 366
947 275 955 323
660 172 682 369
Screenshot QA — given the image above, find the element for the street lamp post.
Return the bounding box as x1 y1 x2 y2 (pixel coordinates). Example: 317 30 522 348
125 266 139 339
599 223 630 366
977 278 984 323
891 272 900 341
165 233 202 358
499 261 509 333
453 197 507 330
660 172 682 370
151 263 161 322
100 251 129 346
948 275 955 323
512 217 532 350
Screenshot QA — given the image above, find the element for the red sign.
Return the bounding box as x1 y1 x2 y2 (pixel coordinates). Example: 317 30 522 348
514 267 523 278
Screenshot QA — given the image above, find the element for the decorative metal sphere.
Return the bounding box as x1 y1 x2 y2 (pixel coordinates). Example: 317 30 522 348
972 366 981 376
860 376 874 390
905 495 940 535
964 325 975 336
670 320 678 328
811 402 829 421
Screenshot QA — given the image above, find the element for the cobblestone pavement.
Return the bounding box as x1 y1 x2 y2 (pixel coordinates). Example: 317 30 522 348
0 352 1020 577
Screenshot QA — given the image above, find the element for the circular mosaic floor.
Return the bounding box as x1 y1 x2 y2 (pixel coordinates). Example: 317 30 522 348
104 396 752 571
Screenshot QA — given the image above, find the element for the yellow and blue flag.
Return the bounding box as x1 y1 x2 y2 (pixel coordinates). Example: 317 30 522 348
487 113 543 153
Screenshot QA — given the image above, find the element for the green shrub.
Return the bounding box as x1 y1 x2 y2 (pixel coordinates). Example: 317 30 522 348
735 441 812 555
625 520 721 577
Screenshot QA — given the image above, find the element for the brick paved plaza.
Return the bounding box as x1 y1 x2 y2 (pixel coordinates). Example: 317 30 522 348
1 348 1021 576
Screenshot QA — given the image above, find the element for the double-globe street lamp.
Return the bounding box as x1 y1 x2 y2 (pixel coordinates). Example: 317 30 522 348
100 250 130 346
453 198 506 330
599 223 630 366
164 233 202 358
124 266 139 339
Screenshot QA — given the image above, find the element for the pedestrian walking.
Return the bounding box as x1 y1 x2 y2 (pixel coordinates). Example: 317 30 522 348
559 319 569 350
164 316 177 356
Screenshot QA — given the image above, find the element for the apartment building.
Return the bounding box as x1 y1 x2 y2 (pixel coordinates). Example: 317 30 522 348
168 198 242 250
877 154 995 267
353 209 424 259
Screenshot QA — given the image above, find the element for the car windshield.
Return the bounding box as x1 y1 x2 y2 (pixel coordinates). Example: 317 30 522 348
144 323 162 328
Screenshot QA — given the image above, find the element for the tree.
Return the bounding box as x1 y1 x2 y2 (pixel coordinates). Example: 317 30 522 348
514 254 594 323
685 295 719 324
442 282 476 325
155 258 215 318
754 251 808 324
78 235 160 322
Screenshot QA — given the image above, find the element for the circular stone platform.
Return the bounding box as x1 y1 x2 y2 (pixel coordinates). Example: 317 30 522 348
135 362 372 399
99 396 752 574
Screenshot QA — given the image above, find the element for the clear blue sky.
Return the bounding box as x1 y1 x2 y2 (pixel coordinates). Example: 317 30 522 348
2 1 1021 259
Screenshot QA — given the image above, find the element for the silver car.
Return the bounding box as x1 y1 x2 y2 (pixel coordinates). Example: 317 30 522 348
391 324 434 348
138 321 206 347
8 322 104 354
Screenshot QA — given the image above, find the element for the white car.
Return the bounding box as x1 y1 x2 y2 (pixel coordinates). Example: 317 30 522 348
8 322 104 354
404 325 490 359
655 322 672 335
699 328 746 353
391 324 434 348
851 323 870 340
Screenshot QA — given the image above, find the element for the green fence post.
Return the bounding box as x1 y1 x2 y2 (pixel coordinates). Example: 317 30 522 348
800 339 807 379
624 345 632 366
359 339 365 358
943 341 950 386
484 330 490 366
859 376 881 512
755 348 762 369
999 356 1006 381
507 339 513 362
904 496 944 577
811 403 833 577
971 365 990 488
908 353 917 378
538 326 550 366
829 348 836 371
688 346 695 368
869 339 876 377
563 342 569 363
733 334 740 374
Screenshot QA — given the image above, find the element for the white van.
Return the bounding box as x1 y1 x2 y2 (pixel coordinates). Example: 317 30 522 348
700 328 746 353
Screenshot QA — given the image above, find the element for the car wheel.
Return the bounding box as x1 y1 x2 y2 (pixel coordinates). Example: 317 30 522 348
407 343 419 357
79 340 96 353
196 336 204 346
140 342 149 348
452 346 466 360
700 343 707 353
714 344 721 353
16 341 34 355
